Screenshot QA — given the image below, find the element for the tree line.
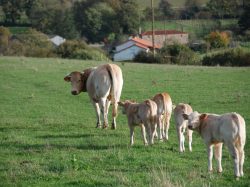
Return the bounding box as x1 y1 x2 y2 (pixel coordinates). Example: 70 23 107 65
0 0 249 44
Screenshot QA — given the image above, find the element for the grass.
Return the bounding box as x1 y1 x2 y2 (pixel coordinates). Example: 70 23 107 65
0 56 250 186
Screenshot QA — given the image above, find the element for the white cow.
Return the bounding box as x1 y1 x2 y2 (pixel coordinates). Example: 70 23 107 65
174 103 193 152
118 100 157 146
183 112 246 178
64 64 123 129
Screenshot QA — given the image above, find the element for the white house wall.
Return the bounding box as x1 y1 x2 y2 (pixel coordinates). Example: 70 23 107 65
113 46 146 61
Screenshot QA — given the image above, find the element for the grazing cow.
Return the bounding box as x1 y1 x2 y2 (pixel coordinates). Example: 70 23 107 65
152 92 172 141
64 64 123 129
183 112 246 178
118 100 157 146
174 103 193 152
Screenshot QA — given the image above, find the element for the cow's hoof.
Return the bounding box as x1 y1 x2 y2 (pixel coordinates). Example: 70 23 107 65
103 125 108 129
111 123 116 130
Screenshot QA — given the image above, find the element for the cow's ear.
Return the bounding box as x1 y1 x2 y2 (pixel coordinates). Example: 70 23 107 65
118 101 125 107
64 74 71 82
182 114 189 120
199 114 208 121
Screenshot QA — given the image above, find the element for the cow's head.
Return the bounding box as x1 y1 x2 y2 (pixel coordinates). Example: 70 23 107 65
64 68 93 95
183 112 208 130
64 71 84 95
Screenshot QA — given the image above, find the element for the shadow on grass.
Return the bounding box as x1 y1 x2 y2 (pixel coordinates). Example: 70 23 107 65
67 181 113 187
0 142 126 152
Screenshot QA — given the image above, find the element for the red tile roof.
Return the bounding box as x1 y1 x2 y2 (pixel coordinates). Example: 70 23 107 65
131 37 161 49
142 30 187 36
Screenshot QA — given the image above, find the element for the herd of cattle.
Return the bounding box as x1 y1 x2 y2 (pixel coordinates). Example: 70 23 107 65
64 63 246 178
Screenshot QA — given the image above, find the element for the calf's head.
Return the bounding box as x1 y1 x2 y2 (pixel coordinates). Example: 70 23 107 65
183 112 208 130
118 100 137 114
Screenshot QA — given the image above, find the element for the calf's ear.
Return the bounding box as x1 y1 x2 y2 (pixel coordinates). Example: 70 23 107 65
118 101 125 107
64 74 71 82
199 114 208 121
182 113 189 120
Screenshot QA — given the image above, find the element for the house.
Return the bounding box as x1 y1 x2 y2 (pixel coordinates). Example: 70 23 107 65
141 30 189 47
49 35 66 47
113 37 160 61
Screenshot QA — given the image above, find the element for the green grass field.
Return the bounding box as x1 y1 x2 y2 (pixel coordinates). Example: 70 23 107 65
0 57 249 186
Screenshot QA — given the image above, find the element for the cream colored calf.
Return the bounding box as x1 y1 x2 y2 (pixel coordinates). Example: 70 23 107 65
152 92 172 141
183 112 246 178
118 100 157 146
174 103 193 152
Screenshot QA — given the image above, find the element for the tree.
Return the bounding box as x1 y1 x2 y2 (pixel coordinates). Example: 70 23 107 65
238 3 250 32
183 0 203 19
0 0 25 24
207 0 240 19
115 0 140 35
158 0 174 18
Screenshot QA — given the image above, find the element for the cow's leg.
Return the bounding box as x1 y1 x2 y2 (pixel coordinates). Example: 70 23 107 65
145 122 153 145
207 145 214 172
164 113 171 140
176 126 183 152
157 115 163 141
111 101 118 129
150 122 157 145
237 146 245 177
141 125 148 146
99 98 108 129
129 125 135 146
214 143 223 173
187 128 193 152
91 101 101 128
227 142 240 177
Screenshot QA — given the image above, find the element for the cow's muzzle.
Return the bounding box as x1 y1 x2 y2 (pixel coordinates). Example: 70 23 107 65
188 125 193 130
71 90 78 95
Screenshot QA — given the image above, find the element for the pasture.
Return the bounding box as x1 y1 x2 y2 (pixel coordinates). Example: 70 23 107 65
0 57 250 186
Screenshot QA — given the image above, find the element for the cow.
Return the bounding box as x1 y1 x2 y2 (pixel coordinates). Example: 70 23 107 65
118 100 157 146
183 112 246 178
64 64 123 129
174 103 193 152
152 92 172 141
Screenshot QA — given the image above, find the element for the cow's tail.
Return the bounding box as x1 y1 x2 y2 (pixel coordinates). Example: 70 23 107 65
234 113 246 149
106 64 123 117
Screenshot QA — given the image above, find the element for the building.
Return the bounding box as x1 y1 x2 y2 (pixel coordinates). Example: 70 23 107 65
113 37 160 62
141 30 188 47
49 35 66 47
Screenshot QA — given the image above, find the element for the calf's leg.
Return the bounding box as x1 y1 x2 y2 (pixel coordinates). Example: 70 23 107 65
214 143 223 173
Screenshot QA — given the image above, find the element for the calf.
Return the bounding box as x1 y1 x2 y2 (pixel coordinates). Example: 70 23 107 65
64 64 123 129
174 103 193 152
118 100 157 146
183 112 246 178
152 92 172 141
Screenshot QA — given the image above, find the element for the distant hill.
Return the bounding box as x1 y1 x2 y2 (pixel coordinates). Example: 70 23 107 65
136 0 208 8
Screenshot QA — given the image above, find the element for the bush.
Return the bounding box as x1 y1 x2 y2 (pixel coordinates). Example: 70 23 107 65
205 31 230 49
134 44 200 65
0 26 11 54
7 28 55 57
56 40 108 61
202 48 250 66
159 43 199 65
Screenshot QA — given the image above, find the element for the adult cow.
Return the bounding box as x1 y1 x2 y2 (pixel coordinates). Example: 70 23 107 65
64 64 123 129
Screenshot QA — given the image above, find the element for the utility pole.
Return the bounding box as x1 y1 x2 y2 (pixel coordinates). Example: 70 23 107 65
151 0 155 57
